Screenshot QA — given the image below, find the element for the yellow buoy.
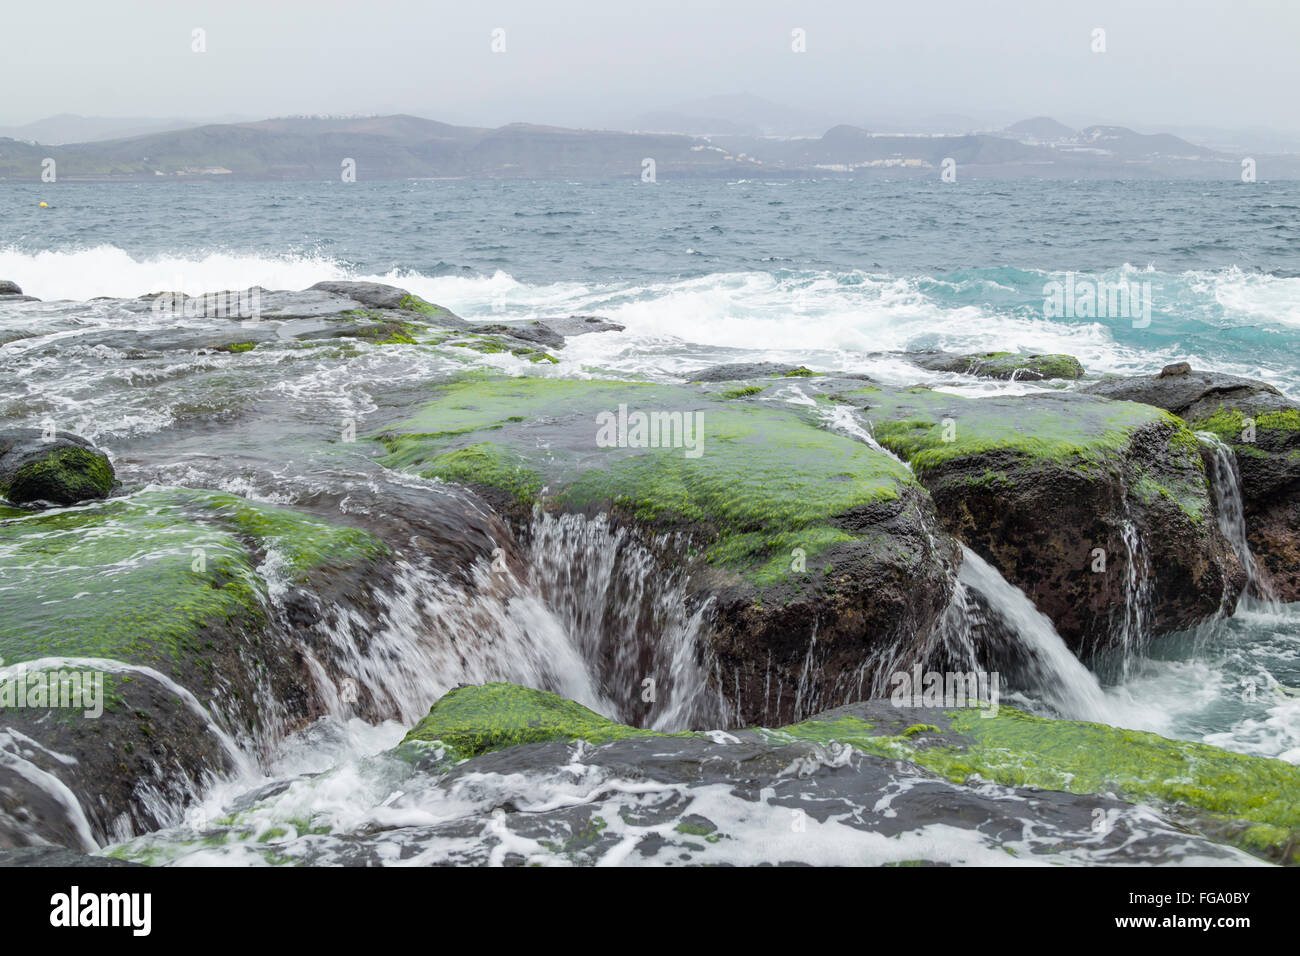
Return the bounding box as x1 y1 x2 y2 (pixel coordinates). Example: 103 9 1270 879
39 201 48 207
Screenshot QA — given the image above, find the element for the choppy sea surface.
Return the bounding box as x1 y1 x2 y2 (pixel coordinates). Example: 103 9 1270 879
1 177 1298 863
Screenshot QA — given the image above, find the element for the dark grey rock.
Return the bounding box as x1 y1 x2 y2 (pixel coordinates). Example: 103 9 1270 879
1082 367 1289 421
0 428 117 506
467 321 566 349
118 698 1252 866
465 315 625 350
307 280 421 311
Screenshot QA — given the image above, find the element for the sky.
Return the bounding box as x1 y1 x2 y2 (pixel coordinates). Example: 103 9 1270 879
2 0 1297 135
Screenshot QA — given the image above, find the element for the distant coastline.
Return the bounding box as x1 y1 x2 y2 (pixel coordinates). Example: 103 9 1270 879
3 113 1298 182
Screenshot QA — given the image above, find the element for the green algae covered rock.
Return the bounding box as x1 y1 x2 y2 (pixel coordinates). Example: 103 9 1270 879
912 350 1085 381
376 374 960 724
1194 406 1300 600
377 376 931 584
0 429 118 506
0 488 390 848
0 487 384 675
402 682 669 759
834 385 1244 657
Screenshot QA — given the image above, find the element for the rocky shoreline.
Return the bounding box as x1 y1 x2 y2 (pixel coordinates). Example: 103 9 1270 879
1 279 1297 864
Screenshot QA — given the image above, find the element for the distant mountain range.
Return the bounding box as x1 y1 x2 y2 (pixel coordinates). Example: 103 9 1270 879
0 113 250 146
1 112 1296 181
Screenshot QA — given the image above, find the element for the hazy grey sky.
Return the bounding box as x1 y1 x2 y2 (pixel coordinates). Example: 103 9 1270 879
3 0 1297 133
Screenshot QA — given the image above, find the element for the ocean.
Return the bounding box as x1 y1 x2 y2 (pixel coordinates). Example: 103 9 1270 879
5 178 1299 394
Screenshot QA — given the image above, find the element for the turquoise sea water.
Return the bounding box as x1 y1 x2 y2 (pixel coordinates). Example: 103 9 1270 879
3 177 1298 395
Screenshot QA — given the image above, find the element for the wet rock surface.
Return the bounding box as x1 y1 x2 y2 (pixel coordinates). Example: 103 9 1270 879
0 279 38 304
1084 366 1300 600
0 428 118 506
0 670 242 850
0 280 620 360
0 478 529 849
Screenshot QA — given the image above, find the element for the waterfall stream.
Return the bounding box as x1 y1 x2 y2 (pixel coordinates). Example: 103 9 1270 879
294 509 719 736
1198 431 1276 605
942 545 1114 722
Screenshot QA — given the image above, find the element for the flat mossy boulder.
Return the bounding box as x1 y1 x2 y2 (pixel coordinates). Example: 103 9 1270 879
0 429 118 506
831 384 1244 657
402 682 670 759
0 488 390 847
911 350 1085 381
377 374 959 724
1085 367 1300 600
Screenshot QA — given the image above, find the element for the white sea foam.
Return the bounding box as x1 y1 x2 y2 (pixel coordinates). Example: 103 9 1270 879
4 247 1298 393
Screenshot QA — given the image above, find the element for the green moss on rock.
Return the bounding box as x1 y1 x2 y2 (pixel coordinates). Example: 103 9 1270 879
1194 406 1300 441
849 387 1209 525
0 488 387 675
402 682 670 759
930 708 1300 835
0 444 117 506
397 294 456 319
409 442 544 507
720 385 765 400
769 705 1300 862
337 311 426 345
967 352 1084 381
858 388 1177 473
376 375 918 585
